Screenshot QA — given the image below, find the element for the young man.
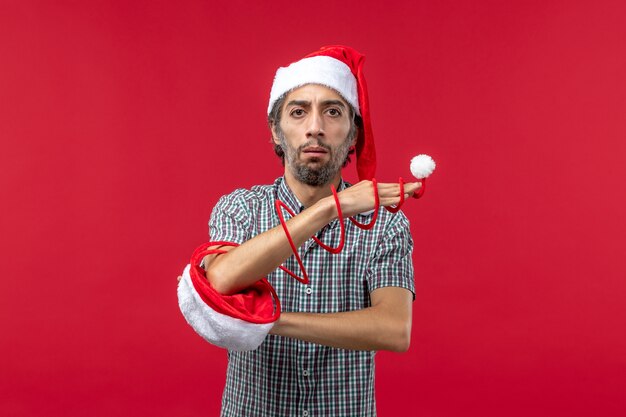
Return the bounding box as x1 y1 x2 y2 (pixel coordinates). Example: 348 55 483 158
186 46 420 416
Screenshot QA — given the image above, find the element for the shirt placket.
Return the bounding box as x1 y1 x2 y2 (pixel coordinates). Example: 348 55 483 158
296 230 321 416
296 338 316 417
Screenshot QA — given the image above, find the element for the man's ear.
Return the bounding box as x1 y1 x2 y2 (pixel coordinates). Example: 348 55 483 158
350 126 359 149
270 123 280 145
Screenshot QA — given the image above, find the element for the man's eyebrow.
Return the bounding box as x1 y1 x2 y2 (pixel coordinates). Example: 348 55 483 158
286 100 311 107
285 99 347 108
321 100 347 108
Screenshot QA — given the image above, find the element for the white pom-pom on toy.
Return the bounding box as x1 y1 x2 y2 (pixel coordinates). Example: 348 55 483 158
410 154 436 179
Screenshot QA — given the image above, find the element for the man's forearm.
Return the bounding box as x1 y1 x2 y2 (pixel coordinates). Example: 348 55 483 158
269 287 413 352
206 196 337 295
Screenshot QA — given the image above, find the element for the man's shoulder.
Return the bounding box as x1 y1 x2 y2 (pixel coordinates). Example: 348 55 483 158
215 179 281 209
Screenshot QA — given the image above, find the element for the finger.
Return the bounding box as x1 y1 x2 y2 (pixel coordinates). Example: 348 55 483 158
380 195 405 206
177 275 182 282
403 182 421 195
376 183 401 196
376 182 400 190
378 182 419 197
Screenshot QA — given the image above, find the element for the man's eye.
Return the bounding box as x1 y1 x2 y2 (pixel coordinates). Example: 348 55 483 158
327 108 341 117
291 109 305 117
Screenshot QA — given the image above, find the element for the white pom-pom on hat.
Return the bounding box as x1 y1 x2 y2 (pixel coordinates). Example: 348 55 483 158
410 154 436 179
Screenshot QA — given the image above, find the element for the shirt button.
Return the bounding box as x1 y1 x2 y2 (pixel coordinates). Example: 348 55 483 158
303 370 309 376
305 287 313 295
303 411 309 417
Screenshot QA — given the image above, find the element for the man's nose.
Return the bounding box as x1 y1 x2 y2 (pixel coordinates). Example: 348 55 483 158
306 110 325 138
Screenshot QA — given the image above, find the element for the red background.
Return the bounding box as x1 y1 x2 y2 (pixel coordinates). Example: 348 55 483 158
1 1 625 416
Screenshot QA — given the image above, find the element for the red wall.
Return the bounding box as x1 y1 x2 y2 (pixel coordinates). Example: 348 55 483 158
1 1 625 416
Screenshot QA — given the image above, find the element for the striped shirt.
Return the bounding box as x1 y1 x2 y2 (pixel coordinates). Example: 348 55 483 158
209 177 414 417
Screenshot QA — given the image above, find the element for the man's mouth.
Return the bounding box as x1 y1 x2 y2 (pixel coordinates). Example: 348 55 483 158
302 146 329 156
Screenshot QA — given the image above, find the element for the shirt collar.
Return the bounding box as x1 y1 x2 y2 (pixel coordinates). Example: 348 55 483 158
275 177 304 214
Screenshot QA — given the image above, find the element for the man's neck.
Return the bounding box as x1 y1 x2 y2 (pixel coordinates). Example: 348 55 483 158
283 170 342 209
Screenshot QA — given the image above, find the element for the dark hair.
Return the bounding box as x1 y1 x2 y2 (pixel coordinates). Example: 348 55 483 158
267 92 362 166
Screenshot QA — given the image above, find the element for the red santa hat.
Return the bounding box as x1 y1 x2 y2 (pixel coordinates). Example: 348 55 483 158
177 243 280 351
268 45 376 181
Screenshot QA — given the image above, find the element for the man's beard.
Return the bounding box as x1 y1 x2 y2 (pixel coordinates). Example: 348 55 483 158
278 132 352 187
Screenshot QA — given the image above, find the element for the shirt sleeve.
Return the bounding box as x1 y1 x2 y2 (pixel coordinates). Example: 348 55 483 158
366 214 415 298
208 190 253 245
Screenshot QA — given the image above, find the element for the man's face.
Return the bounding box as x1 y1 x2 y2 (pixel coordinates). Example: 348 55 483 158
273 84 356 187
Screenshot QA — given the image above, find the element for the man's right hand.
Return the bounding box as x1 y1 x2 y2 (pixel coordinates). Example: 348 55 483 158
336 180 422 218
